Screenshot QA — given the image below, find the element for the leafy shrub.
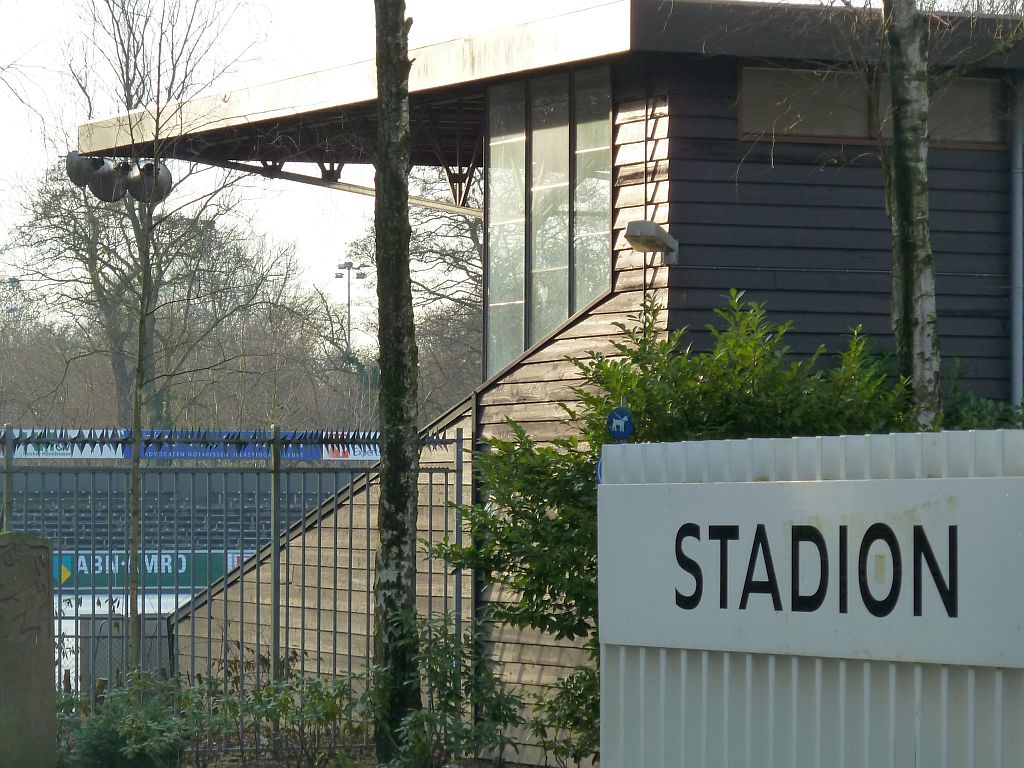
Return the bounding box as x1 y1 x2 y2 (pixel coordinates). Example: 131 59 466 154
59 670 366 768
370 613 525 768
572 291 911 444
942 360 1024 429
68 672 191 768
56 690 85 768
438 293 916 765
246 676 364 768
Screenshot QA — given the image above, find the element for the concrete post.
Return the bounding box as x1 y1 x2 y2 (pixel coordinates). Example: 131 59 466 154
0 532 56 768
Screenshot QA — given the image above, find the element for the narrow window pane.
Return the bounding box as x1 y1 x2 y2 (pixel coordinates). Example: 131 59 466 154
574 67 612 310
932 78 1004 143
741 68 870 139
486 82 526 377
878 77 1003 144
530 74 571 345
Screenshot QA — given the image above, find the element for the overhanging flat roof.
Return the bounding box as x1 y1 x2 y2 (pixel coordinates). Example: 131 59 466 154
78 0 632 166
78 0 1024 167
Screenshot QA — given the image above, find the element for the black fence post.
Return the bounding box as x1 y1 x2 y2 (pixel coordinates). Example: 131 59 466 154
270 424 282 683
2 424 12 532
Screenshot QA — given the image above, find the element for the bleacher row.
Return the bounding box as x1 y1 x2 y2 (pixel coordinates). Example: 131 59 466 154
8 469 352 551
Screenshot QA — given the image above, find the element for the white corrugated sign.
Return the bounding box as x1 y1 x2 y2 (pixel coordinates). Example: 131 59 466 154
599 432 1024 768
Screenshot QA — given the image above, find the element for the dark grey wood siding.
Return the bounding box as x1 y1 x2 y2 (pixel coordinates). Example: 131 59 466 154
657 55 1012 399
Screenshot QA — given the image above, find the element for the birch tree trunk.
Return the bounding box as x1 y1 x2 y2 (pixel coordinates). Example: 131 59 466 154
372 0 421 761
883 0 941 425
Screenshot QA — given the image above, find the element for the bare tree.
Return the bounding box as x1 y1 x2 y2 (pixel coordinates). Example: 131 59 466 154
13 166 297 421
173 284 381 428
416 300 481 421
880 0 941 424
348 167 483 311
43 0 257 669
347 166 483 422
870 1 1024 423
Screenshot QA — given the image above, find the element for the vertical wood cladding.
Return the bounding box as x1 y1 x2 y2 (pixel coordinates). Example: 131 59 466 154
661 55 1011 399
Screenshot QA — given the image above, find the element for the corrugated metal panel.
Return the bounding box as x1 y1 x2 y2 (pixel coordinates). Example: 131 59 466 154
600 430 1024 768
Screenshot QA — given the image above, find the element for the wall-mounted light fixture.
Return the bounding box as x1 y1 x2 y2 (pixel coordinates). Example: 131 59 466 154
624 220 678 265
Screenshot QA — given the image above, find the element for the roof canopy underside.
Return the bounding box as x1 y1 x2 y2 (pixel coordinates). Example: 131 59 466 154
144 89 489 168
78 0 1024 168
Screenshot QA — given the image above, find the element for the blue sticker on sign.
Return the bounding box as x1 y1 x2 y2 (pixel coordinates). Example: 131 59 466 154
606 406 634 441
596 456 603 485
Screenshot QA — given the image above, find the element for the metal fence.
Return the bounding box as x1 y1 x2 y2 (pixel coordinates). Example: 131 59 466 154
2 428 465 704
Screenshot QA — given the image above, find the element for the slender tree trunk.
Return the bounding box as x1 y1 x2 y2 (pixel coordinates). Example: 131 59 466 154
127 202 155 670
883 0 941 425
110 352 134 426
372 0 420 762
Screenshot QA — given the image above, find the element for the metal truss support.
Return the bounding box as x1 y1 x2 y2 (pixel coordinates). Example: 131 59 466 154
421 100 482 209
202 157 482 219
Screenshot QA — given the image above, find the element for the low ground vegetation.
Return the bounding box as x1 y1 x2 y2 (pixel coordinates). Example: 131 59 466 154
57 615 521 768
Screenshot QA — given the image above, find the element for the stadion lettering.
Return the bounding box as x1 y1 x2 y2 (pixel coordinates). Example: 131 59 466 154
598 476 1024 668
673 522 957 618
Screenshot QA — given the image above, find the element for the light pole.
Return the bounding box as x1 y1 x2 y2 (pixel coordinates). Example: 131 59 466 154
335 261 367 352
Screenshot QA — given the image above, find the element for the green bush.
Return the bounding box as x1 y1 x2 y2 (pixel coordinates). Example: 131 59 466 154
59 670 367 768
572 290 911 444
246 676 363 768
942 360 1024 429
68 673 192 768
438 293 916 765
369 613 524 768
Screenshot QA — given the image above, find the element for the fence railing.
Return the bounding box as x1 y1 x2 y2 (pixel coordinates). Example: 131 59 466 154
2 426 465 706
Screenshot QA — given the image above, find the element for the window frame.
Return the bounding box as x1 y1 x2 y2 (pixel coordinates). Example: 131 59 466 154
737 63 1008 151
483 65 613 380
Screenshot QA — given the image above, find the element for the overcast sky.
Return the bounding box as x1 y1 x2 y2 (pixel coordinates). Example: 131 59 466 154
0 0 602 338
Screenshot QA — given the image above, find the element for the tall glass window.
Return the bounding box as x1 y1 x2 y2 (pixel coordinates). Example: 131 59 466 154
486 83 527 377
485 67 611 378
529 75 571 345
573 69 613 308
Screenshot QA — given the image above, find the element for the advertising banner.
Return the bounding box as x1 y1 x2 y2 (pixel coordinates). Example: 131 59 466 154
53 550 254 590
3 429 380 462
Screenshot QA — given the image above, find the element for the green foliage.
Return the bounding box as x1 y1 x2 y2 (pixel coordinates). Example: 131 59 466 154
438 293 917 765
371 613 525 768
245 676 363 768
528 662 599 768
58 671 367 768
440 426 597 643
67 673 192 768
572 291 912 444
942 361 1024 430
56 690 85 768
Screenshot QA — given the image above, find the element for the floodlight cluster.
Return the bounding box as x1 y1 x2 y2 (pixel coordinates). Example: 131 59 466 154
65 151 173 204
